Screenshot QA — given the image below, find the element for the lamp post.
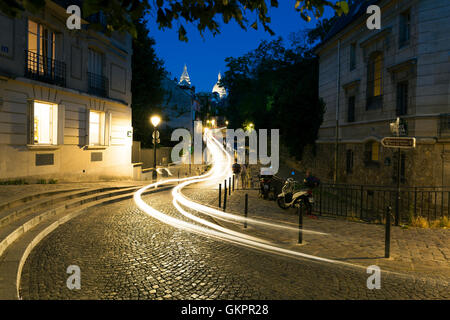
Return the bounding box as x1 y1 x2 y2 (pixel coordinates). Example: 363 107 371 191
150 115 161 181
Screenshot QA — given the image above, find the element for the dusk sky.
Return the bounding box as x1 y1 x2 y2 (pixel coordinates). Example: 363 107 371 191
145 2 335 92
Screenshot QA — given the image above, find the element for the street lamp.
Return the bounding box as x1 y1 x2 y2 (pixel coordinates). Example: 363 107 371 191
150 115 161 180
225 120 229 126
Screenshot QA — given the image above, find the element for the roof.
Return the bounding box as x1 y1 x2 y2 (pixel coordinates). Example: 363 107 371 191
317 0 381 51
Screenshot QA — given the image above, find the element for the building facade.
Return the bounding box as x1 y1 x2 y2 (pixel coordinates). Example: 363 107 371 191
0 1 134 181
304 0 450 186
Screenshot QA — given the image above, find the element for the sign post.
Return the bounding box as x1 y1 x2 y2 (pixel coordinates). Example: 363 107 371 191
382 118 416 226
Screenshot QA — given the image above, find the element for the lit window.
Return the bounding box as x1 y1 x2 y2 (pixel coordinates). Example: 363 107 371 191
89 110 105 145
371 142 379 161
28 20 56 73
366 52 383 109
33 102 57 144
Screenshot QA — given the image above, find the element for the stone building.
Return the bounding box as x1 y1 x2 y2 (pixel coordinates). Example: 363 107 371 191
305 0 450 186
0 1 133 181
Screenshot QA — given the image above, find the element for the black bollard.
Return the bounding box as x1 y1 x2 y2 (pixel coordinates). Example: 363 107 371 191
218 183 222 208
223 185 227 212
385 206 391 258
232 175 235 191
298 205 303 244
229 177 231 195
244 193 248 229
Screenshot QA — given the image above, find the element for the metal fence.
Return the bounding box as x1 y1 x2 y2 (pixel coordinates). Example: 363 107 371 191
24 50 66 87
313 183 450 224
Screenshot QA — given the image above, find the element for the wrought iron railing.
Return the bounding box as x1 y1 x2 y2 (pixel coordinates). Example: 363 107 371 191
24 50 66 87
87 72 108 97
313 183 450 224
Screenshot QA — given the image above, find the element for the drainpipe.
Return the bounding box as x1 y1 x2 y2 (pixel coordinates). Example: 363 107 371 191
334 39 341 184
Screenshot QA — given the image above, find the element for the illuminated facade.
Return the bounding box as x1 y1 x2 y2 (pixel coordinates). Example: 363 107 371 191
0 1 133 181
303 0 450 186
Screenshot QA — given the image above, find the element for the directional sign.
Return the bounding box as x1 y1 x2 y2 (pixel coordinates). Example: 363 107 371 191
381 137 416 149
152 131 160 139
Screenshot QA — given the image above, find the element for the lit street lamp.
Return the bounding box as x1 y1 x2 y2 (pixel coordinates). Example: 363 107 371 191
150 115 161 181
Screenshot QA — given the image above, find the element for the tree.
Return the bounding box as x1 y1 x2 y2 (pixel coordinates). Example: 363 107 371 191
2 0 349 40
220 14 338 159
131 18 166 148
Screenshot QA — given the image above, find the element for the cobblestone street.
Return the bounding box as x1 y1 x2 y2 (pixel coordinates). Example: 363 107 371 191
20 187 450 300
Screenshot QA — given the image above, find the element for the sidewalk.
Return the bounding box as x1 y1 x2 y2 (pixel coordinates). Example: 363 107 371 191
184 187 450 283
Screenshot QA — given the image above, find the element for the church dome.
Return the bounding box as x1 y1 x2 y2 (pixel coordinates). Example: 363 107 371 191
212 72 227 99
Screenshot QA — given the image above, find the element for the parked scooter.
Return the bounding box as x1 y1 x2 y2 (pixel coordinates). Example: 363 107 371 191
277 177 315 212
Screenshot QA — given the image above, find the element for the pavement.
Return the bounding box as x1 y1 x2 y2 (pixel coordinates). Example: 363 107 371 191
18 185 450 300
206 188 450 284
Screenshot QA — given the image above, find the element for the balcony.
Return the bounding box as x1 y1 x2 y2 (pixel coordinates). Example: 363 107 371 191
87 72 108 98
24 50 66 87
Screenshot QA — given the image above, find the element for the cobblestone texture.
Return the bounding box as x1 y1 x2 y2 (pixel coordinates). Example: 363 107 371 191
20 188 450 300
208 188 450 283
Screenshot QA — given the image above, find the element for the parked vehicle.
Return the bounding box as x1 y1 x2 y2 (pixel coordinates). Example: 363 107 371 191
277 177 315 212
258 174 276 200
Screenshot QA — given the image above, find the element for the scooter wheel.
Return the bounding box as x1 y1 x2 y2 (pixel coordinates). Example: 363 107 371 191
277 197 290 210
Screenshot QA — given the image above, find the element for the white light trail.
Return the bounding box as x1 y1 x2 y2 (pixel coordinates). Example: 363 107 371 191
133 128 406 275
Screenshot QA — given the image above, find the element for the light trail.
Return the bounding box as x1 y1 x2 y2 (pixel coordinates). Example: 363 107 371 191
133 128 408 276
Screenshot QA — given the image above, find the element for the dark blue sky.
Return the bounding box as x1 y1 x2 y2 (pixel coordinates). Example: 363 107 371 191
145 3 335 92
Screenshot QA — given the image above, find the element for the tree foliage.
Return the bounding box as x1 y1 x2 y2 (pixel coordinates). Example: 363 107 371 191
131 18 166 148
1 0 348 40
220 17 336 159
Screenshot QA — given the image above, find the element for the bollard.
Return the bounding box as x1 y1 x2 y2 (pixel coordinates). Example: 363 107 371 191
244 193 248 228
232 175 235 191
218 184 222 208
178 171 180 184
298 205 303 244
385 206 391 258
229 177 231 195
223 185 227 212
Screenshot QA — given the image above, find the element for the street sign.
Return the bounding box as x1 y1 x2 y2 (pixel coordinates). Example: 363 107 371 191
381 137 416 149
152 131 160 139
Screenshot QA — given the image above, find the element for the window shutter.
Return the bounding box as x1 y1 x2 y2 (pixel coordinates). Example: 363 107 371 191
104 111 112 146
57 104 65 145
27 100 34 145
85 109 90 146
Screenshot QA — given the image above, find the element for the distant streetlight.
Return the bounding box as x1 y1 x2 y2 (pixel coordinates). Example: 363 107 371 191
225 120 229 126
150 115 161 180
211 119 216 127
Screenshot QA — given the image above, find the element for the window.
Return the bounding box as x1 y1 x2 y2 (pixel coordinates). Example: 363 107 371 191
346 149 354 174
28 20 56 73
364 141 380 167
26 20 66 86
88 110 105 146
88 49 104 76
396 81 408 116
399 11 410 48
32 101 58 145
350 43 356 71
366 52 383 109
88 49 108 97
347 96 355 122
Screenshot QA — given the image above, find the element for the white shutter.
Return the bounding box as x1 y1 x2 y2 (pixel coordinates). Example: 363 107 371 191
104 111 112 146
85 109 90 146
57 104 65 145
